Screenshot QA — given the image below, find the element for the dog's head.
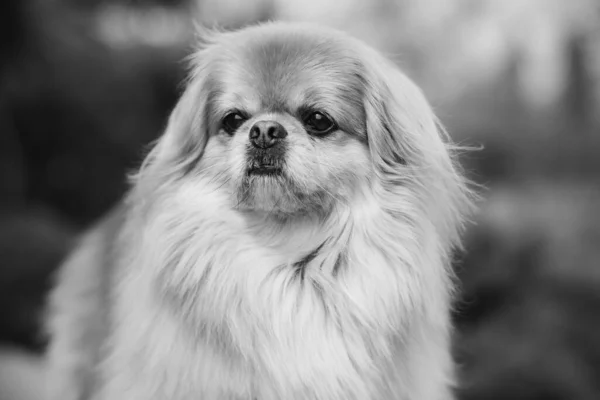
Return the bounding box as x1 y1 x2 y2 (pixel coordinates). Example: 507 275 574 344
197 24 373 215
136 22 472 239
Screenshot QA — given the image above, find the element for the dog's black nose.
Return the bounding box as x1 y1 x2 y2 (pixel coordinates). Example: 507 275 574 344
249 121 287 148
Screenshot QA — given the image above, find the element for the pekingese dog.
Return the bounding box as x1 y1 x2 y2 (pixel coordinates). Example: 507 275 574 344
46 22 474 400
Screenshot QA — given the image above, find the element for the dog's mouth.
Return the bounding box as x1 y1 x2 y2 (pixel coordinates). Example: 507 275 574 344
246 149 285 176
248 165 283 176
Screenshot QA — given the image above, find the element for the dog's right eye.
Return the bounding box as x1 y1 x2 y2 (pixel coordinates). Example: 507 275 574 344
222 112 248 134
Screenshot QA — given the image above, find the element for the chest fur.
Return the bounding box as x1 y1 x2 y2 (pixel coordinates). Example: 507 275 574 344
106 199 441 400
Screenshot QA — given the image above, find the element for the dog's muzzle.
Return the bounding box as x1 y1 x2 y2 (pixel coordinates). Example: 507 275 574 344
247 120 287 175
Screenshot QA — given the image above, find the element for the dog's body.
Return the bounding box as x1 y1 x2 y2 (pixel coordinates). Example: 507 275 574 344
46 22 473 400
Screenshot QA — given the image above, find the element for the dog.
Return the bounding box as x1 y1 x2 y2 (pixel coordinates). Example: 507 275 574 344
46 22 474 400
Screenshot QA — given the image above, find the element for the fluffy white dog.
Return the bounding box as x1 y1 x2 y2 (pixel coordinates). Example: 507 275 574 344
46 22 474 400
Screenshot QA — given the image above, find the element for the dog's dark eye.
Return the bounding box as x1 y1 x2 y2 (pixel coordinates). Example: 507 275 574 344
303 111 336 135
222 112 247 134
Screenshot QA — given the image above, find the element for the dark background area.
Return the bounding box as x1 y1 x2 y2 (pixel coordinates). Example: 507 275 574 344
0 0 599 399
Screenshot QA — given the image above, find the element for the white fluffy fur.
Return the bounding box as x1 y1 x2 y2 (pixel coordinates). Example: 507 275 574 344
46 22 474 400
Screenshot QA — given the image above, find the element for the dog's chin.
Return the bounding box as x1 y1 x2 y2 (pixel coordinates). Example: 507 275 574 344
234 170 327 216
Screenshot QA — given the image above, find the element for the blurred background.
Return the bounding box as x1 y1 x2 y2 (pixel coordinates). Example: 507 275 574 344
0 0 599 399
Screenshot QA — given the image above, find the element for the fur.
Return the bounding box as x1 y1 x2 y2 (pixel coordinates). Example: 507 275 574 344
46 22 474 400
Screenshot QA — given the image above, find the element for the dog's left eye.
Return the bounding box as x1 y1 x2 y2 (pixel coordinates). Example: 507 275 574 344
303 111 336 135
222 112 248 134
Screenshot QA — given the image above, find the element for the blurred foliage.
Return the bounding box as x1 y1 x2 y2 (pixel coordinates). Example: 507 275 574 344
0 0 599 399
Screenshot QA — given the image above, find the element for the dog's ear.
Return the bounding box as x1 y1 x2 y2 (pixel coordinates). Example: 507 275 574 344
362 51 445 177
132 28 224 192
361 48 475 246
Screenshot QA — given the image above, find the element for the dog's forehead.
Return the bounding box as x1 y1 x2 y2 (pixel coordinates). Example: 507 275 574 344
220 29 364 111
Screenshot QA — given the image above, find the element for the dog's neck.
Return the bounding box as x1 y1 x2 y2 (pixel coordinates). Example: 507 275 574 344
236 187 379 276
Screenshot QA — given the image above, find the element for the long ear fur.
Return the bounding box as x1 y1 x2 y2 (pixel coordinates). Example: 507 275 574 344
361 46 475 251
130 27 225 198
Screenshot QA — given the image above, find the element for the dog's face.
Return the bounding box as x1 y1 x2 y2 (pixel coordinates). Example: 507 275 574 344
196 30 372 214
138 23 471 236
